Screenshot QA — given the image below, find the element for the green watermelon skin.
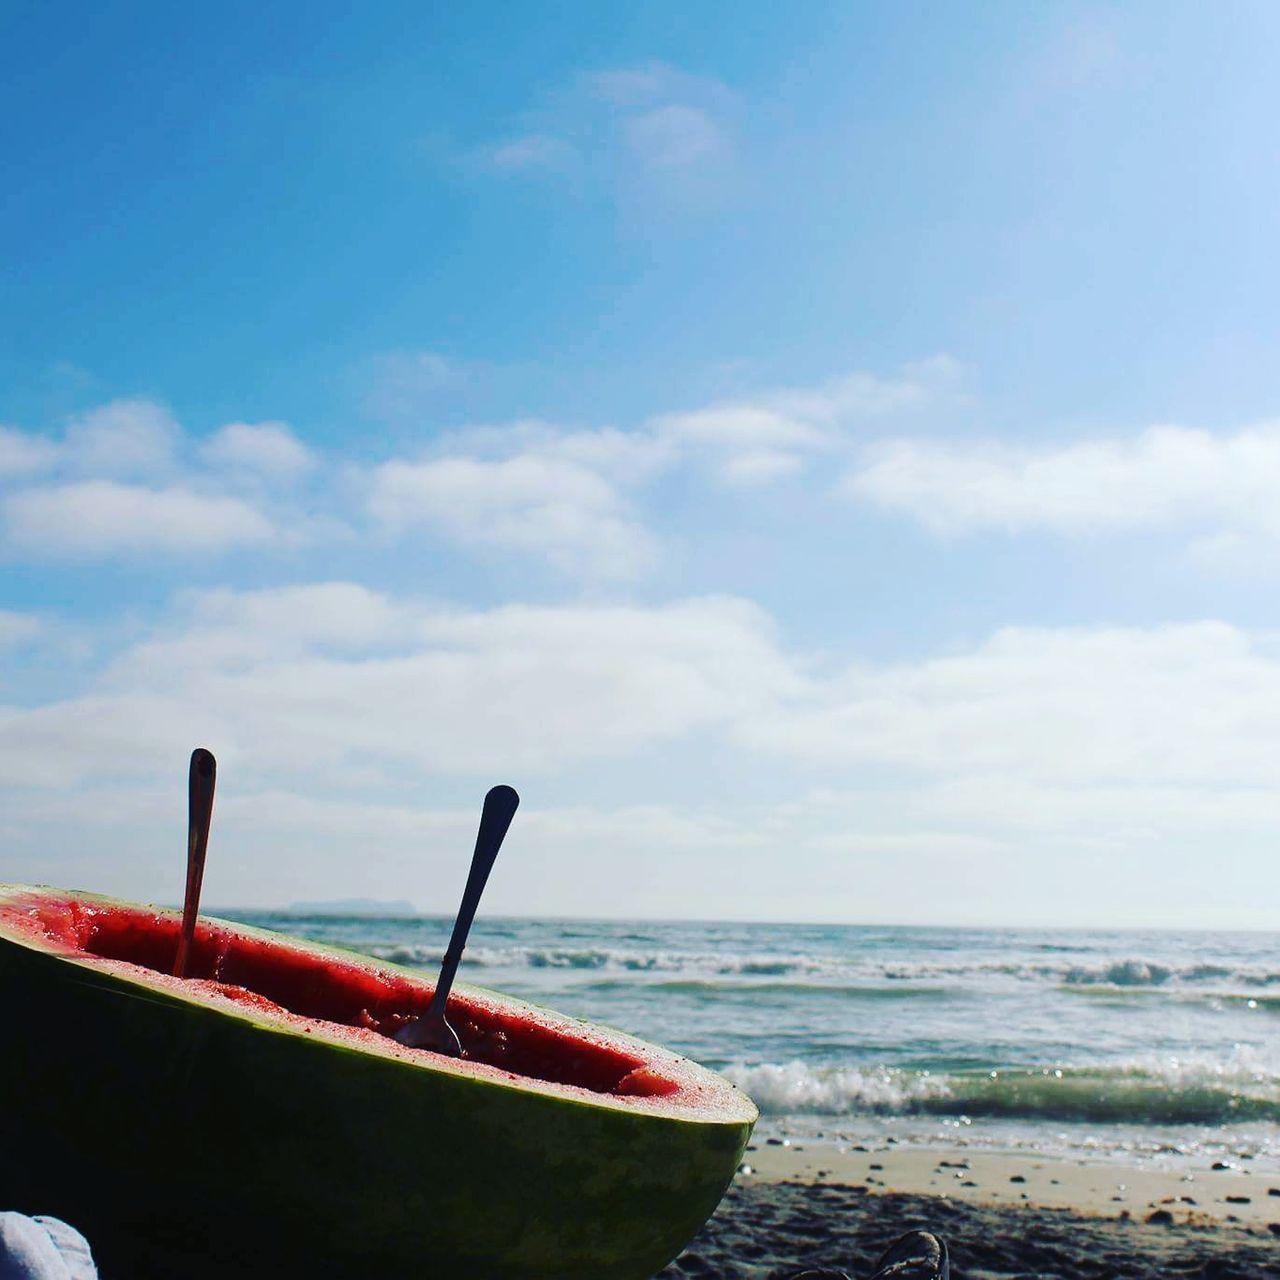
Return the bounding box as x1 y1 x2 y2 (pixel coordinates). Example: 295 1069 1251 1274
0 886 755 1279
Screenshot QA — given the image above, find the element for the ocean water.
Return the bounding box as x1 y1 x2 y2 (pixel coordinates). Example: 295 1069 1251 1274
226 912 1280 1171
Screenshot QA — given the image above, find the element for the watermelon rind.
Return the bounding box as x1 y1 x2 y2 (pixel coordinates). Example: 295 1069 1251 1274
0 884 756 1279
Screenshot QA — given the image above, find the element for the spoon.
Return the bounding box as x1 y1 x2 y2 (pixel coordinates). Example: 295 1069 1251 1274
173 748 217 978
396 784 519 1054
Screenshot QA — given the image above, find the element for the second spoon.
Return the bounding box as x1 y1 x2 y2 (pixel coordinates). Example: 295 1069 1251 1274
396 784 519 1054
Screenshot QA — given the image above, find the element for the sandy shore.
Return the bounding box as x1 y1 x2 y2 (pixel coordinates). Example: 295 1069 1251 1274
657 1142 1280 1278
743 1140 1280 1228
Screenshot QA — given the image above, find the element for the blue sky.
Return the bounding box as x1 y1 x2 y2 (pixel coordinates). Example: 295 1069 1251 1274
3 2 1280 925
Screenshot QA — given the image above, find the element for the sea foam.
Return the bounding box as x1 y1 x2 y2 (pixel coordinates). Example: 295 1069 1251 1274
724 1052 1280 1123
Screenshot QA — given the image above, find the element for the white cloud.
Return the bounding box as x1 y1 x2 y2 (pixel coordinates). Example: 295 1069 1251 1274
657 404 823 451
63 398 179 476
102 584 419 679
477 61 738 205
362 350 457 421
585 62 737 118
487 134 578 172
656 360 964 484
0 358 964 575
719 449 806 486
187 583 414 651
0 400 319 565
653 405 812 485
359 417 673 577
4 481 276 558
368 452 657 579
779 360 965 421
20 586 1280 804
444 420 674 484
355 358 966 569
0 611 41 649
624 104 724 169
849 422 1280 540
0 427 58 476
0 400 309 564
740 620 1280 790
3 588 796 789
5 589 1280 923
201 421 314 477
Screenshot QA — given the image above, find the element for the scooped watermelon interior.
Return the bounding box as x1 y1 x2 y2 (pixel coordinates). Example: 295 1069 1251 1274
2 888 689 1101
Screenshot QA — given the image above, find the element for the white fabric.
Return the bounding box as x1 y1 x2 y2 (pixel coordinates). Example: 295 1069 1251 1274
0 1215 96 1280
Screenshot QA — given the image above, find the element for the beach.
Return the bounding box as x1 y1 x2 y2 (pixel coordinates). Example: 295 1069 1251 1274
231 911 1280 1276
660 1146 1280 1278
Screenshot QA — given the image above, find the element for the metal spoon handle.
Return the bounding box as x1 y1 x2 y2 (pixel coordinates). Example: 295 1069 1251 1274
174 748 217 978
428 784 519 1018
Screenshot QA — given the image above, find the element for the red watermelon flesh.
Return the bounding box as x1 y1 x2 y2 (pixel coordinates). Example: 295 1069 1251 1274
2 888 691 1104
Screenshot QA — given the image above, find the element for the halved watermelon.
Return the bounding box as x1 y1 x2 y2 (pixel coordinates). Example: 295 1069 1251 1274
0 885 756 1279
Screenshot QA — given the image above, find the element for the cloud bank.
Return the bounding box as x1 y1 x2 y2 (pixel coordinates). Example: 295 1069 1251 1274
5 579 1280 922
850 423 1280 552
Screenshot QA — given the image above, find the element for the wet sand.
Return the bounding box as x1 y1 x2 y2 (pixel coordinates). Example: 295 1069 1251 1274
658 1145 1280 1278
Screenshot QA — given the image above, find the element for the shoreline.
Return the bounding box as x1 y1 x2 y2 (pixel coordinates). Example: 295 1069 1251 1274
657 1140 1280 1278
740 1139 1280 1230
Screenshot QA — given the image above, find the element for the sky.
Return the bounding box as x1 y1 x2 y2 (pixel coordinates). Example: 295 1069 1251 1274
3 1 1280 927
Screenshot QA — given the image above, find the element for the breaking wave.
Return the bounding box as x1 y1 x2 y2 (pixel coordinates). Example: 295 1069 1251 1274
725 1051 1280 1124
359 942 1280 995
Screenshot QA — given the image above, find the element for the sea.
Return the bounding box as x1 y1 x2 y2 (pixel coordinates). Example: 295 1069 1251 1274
225 912 1280 1174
